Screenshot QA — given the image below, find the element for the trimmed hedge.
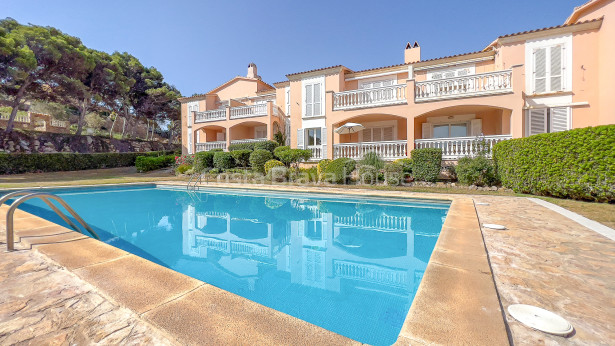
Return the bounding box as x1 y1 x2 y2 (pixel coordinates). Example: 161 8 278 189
456 156 499 187
249 149 273 173
322 158 356 184
135 155 175 172
230 149 252 167
213 151 234 170
227 142 256 151
254 140 278 153
384 162 403 186
264 159 285 175
276 148 311 167
273 145 290 159
394 158 413 174
194 151 215 172
493 125 615 201
0 151 173 175
411 148 442 182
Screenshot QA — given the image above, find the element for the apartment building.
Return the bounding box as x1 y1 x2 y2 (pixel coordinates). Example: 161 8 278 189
180 0 614 161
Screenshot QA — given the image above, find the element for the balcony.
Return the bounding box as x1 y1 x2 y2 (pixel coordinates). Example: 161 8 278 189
196 141 226 152
195 109 226 123
414 135 511 160
230 104 267 119
307 145 323 161
333 84 407 111
415 70 512 102
333 140 407 160
334 260 409 288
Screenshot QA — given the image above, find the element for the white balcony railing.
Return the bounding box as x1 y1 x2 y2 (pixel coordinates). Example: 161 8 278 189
195 109 226 123
230 138 267 145
230 104 267 119
335 214 409 232
414 135 512 159
415 70 512 102
196 141 226 152
333 140 407 160
334 260 409 288
230 241 269 258
308 145 323 161
333 84 407 111
0 113 31 123
50 119 67 127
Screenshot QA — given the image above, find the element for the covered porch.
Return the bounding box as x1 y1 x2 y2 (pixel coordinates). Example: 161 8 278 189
332 114 408 160
413 105 512 159
229 120 279 146
195 125 226 152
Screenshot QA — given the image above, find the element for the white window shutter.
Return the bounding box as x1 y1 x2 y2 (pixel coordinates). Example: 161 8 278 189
321 127 327 159
550 107 569 132
297 128 305 149
422 123 433 139
534 48 547 93
362 128 372 142
550 45 562 91
527 109 547 136
470 119 483 136
305 85 312 117
313 83 321 116
383 126 394 141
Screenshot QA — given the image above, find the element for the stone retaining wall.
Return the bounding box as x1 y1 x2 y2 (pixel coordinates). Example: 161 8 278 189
0 130 178 154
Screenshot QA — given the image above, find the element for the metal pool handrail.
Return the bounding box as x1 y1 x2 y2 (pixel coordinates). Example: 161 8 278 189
2 191 100 251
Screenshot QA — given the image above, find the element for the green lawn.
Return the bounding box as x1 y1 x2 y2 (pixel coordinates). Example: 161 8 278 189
1 167 613 229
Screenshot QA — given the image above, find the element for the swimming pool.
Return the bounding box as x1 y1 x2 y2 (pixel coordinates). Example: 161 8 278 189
11 184 450 345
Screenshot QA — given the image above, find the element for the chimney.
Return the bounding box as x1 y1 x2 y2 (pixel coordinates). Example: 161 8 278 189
247 62 258 79
404 41 421 64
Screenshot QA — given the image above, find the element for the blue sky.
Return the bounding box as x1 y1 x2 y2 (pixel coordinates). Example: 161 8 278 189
4 0 584 96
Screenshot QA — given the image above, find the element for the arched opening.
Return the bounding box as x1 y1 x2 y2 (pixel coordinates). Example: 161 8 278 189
414 105 512 160
194 125 226 152
229 121 269 145
332 113 409 160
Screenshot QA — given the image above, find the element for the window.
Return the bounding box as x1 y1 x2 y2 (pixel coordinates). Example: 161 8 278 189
306 128 321 146
533 45 564 93
285 87 291 115
526 107 570 136
255 126 267 139
361 126 394 142
304 82 322 117
432 123 468 138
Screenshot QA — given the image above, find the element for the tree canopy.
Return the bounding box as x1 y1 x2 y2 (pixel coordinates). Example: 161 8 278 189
0 17 181 139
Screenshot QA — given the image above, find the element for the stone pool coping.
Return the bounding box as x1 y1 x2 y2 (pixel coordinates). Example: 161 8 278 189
2 182 509 345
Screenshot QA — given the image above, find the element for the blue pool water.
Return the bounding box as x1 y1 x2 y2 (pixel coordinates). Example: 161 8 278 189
11 185 449 345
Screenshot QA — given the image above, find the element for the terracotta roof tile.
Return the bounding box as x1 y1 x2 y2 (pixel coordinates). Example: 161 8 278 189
286 65 348 77
351 62 410 74
497 17 602 39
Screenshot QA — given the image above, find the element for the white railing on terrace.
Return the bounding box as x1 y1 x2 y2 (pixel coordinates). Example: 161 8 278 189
50 119 67 127
334 84 407 110
195 236 229 253
230 104 267 119
196 141 226 152
415 70 512 102
414 135 512 160
334 260 409 288
333 140 407 160
230 241 269 258
230 138 267 145
335 214 409 232
195 109 226 123
308 145 323 161
0 113 31 123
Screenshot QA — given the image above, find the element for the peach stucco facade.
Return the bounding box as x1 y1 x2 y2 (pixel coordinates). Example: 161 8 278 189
180 0 614 161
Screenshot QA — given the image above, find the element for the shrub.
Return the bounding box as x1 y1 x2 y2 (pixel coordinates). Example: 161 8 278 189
213 151 234 170
175 154 195 166
264 159 285 175
273 131 287 146
230 149 252 167
249 149 273 173
297 166 318 182
228 142 255 151
0 151 174 175
175 164 192 175
456 156 499 186
194 151 215 172
135 155 175 172
411 148 442 182
210 148 224 152
359 152 384 169
394 158 413 174
358 165 379 185
317 159 331 181
493 125 615 201
254 140 278 153
322 158 356 184
276 148 311 168
269 166 289 182
383 162 403 186
273 145 290 159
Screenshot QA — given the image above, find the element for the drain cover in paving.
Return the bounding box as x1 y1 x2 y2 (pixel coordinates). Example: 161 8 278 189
508 304 574 336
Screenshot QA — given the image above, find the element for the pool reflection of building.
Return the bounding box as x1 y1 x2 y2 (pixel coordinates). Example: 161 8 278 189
180 197 443 297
